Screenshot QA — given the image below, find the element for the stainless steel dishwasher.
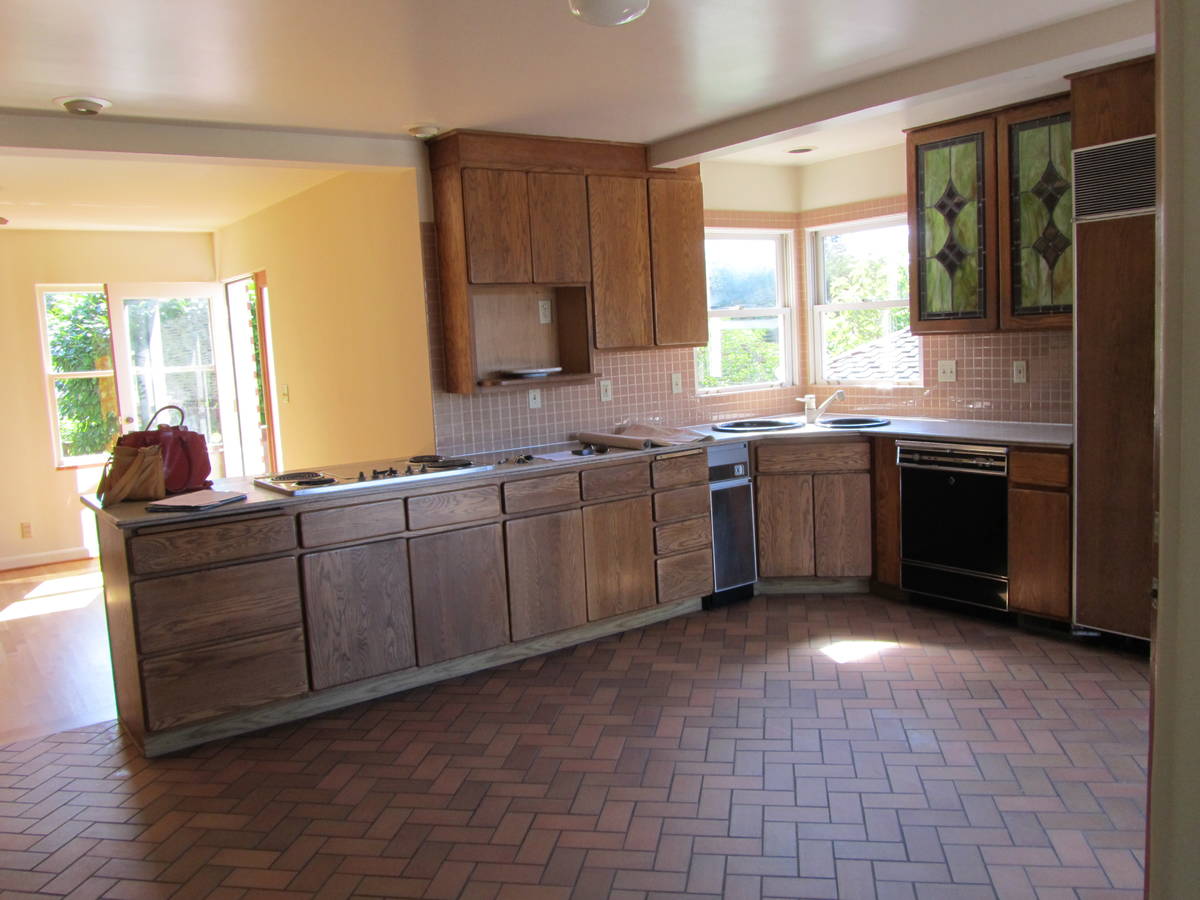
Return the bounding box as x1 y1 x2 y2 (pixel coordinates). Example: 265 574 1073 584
703 442 758 608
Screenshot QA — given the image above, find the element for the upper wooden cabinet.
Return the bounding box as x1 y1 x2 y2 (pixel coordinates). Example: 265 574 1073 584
649 178 709 346
589 174 654 348
907 95 1073 334
462 168 533 284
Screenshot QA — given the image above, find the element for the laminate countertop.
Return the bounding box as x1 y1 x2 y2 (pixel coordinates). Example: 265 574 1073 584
83 415 1072 529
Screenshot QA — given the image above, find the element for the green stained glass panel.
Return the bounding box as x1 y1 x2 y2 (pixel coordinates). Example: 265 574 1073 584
1009 112 1073 315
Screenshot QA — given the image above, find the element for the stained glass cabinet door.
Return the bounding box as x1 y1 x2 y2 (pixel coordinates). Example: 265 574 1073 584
997 95 1074 330
906 115 998 333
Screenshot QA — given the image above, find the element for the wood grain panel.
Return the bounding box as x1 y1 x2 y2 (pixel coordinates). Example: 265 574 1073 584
301 539 415 691
1074 215 1156 639
407 485 501 530
583 497 656 621
461 168 531 284
409 525 510 665
756 441 870 474
588 175 653 349
651 451 707 489
1009 450 1071 490
503 472 581 513
871 437 901 587
429 130 649 174
472 286 560 376
134 557 302 656
506 510 588 642
656 548 714 603
299 498 407 548
98 518 144 744
1068 56 1156 148
529 172 591 283
755 475 814 577
648 178 708 346
654 516 711 555
129 515 296 575
814 473 873 577
581 462 651 500
1009 488 1072 621
141 627 309 731
653 484 710 522
432 164 480 394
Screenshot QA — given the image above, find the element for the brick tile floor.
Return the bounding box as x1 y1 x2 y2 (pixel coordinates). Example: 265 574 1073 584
0 593 1149 899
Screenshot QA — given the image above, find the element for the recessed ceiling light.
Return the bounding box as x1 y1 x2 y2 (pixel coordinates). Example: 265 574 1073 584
568 0 650 26
788 147 816 154
53 96 112 116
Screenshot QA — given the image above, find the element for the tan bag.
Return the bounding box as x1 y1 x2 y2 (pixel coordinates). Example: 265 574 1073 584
97 444 167 507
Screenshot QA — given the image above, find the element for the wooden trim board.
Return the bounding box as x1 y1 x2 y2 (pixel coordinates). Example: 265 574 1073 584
755 576 871 595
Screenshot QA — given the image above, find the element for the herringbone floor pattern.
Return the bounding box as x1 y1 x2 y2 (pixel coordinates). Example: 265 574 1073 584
0 594 1148 899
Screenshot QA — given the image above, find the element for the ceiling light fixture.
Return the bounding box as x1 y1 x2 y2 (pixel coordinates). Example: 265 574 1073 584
788 147 816 154
407 123 441 139
54 96 112 116
568 0 650 27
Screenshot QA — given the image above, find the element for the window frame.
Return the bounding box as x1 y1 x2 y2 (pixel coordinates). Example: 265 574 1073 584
696 227 797 395
36 284 121 468
807 214 918 387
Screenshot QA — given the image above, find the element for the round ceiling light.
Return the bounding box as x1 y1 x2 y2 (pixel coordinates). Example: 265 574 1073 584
407 123 441 139
53 96 112 116
568 0 650 26
788 147 816 154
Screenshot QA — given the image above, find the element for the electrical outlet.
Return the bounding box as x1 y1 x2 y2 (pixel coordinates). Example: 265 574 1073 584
19 522 32 539
528 388 542 409
538 299 553 325
599 379 613 402
281 384 290 403
671 373 683 394
937 360 957 382
1012 360 1028 383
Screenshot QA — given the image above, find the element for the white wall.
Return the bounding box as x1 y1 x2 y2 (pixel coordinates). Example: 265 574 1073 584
699 161 803 211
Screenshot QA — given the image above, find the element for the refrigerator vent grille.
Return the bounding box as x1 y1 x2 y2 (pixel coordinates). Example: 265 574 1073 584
1073 135 1156 220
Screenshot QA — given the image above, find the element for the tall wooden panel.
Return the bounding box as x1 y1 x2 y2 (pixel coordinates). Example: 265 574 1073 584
871 437 901 587
301 539 416 690
506 510 588 641
755 474 815 577
813 473 872 577
1069 56 1156 148
529 173 591 283
462 168 532 284
582 497 656 620
588 175 653 348
649 178 708 346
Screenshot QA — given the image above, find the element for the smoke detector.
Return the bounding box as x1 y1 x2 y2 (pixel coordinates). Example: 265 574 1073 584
54 96 112 116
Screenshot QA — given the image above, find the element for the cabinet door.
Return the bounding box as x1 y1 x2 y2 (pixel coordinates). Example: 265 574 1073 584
409 524 510 665
506 510 588 641
462 168 532 284
301 539 416 690
755 474 815 577
997 95 1074 330
814 473 872 576
871 438 901 587
589 175 653 348
649 178 708 346
907 115 998 333
529 173 591 283
583 497 656 620
657 548 714 603
1009 488 1071 620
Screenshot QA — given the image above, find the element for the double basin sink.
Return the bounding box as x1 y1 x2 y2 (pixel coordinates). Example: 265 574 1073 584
712 416 890 433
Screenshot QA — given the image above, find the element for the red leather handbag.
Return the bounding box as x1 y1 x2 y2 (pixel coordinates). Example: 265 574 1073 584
117 405 213 494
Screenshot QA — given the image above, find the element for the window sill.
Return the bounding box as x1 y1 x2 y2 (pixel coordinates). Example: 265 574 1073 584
697 382 794 396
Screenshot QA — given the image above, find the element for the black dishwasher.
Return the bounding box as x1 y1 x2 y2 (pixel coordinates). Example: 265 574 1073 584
897 441 1009 610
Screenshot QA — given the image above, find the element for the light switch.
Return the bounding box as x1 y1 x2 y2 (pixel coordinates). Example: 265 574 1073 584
1013 360 1028 383
937 360 957 382
599 379 613 402
528 388 542 409
538 299 553 325
281 384 290 403
671 373 683 394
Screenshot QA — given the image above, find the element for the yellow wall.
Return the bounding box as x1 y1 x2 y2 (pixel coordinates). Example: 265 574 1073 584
796 145 907 211
214 170 434 470
0 230 215 568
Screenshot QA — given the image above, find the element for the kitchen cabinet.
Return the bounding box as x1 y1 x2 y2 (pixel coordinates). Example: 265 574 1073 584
813 473 872 576
409 524 510 665
506 509 588 641
649 178 709 346
906 95 1073 334
461 168 533 284
756 474 815 576
583 496 656 620
871 437 901 588
530 173 592 283
301 538 416 690
590 174 654 348
1007 449 1072 620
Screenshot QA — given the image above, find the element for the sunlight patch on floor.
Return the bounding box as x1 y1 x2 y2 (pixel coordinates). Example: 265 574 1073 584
820 639 900 663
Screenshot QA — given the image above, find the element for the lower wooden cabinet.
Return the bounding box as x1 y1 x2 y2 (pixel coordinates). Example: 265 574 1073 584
506 510 588 641
871 437 901 587
756 474 815 577
656 547 714 603
1008 488 1071 620
583 497 656 620
409 524 510 665
301 539 416 690
813 473 872 577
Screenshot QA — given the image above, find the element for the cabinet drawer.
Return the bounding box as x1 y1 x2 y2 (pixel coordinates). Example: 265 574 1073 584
299 498 407 547
129 515 297 575
503 472 581 513
756 441 869 474
581 462 651 500
655 516 711 555
1009 450 1070 489
141 627 309 731
653 484 710 522
656 548 714 603
651 452 707 488
133 557 302 656
407 485 501 530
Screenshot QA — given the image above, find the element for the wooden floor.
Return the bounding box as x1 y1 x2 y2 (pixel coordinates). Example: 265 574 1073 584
0 558 116 745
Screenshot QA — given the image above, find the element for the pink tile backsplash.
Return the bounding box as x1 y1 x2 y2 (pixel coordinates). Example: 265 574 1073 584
422 196 1073 456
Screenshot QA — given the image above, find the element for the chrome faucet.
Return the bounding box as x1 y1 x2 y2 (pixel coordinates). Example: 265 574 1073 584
809 389 845 423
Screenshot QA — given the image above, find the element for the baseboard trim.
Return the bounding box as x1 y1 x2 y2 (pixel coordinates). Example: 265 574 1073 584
755 576 870 594
0 547 95 573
